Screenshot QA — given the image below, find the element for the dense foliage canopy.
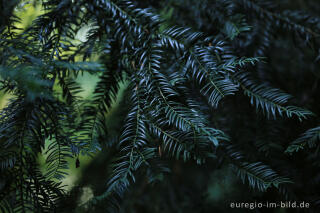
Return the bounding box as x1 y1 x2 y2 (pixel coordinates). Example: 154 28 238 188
1 0 320 212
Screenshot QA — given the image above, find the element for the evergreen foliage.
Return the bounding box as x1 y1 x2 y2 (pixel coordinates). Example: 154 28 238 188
1 0 320 212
